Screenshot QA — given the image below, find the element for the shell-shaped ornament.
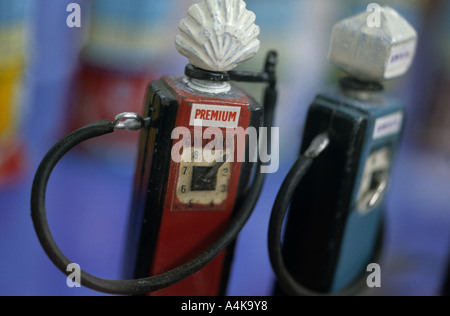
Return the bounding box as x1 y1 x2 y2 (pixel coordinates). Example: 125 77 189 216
175 0 260 72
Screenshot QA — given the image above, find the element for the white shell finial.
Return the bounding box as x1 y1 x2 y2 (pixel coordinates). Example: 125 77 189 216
175 0 260 72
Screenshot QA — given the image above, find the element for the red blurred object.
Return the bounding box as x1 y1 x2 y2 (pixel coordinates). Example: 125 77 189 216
0 142 25 186
67 61 159 160
0 65 26 186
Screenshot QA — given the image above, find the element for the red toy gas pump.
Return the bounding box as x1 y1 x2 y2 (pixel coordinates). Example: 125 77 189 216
124 0 275 296
31 0 278 296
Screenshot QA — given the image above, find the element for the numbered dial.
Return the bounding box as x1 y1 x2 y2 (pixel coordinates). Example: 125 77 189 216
176 147 232 206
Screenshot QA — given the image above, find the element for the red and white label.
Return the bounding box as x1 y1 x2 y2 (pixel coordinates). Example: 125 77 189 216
190 104 241 128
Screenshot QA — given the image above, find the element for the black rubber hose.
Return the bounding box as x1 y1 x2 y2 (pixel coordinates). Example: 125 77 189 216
268 153 384 296
268 155 317 296
32 50 278 295
31 119 267 295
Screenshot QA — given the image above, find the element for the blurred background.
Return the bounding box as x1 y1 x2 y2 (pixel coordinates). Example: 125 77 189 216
0 0 449 296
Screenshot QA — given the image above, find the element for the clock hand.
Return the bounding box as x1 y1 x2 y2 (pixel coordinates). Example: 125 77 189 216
194 153 229 184
204 153 230 181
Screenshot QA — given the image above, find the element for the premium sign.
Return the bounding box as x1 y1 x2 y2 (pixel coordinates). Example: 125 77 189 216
190 104 241 128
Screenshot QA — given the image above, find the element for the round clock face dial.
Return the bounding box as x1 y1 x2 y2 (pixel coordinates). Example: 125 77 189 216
176 147 232 206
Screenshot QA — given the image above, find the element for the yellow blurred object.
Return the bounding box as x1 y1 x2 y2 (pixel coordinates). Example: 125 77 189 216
0 63 23 141
0 25 27 68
